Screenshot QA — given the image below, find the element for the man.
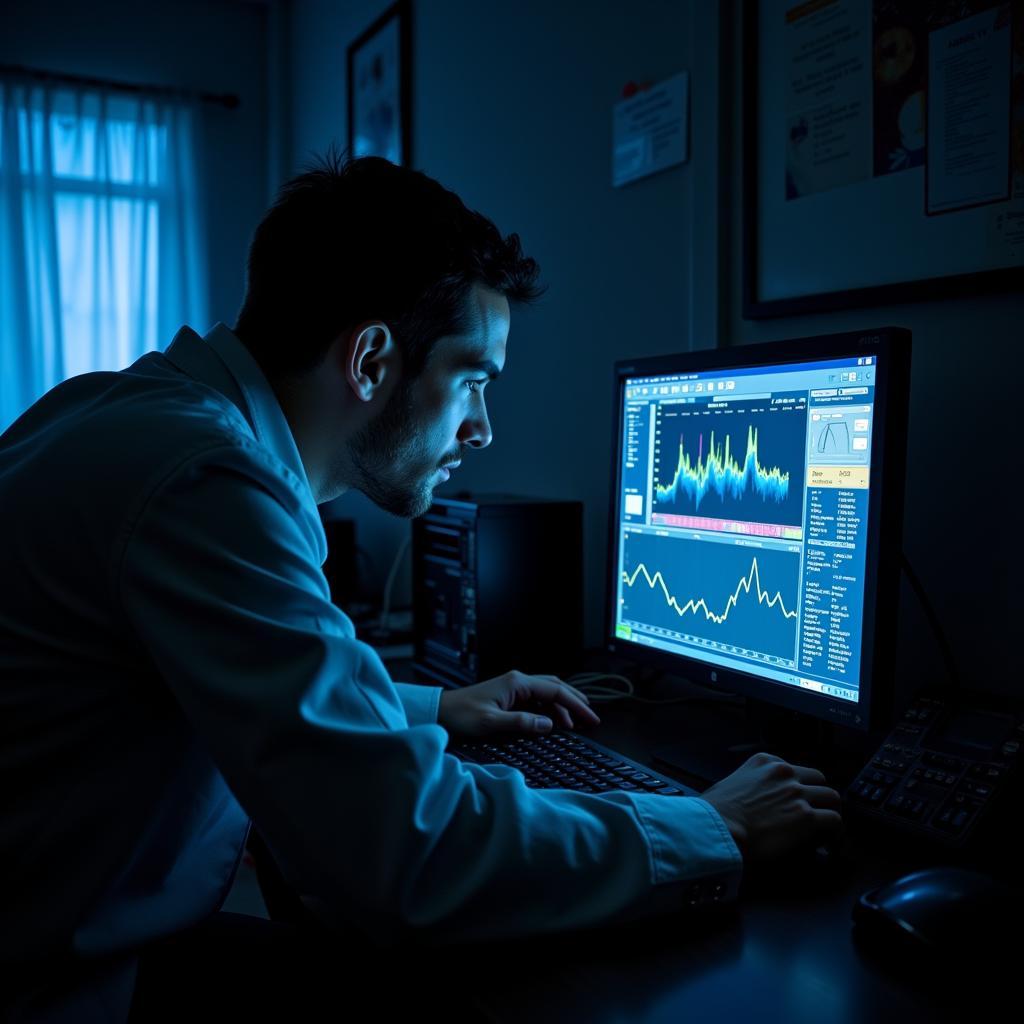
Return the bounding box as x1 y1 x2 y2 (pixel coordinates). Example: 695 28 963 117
1 154 841 1020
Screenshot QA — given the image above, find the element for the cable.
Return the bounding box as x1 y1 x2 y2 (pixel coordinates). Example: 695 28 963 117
567 671 743 707
900 552 961 690
354 545 378 592
566 672 636 703
376 534 411 637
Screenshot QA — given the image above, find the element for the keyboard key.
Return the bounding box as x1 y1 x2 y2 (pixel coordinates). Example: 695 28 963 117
452 734 693 798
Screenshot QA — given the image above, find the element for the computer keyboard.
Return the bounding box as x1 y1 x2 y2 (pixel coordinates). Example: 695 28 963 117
450 730 699 796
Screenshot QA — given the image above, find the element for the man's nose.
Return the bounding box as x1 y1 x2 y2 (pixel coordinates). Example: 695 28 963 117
457 404 493 449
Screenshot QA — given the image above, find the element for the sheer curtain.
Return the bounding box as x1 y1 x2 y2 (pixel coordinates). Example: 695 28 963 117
0 76 209 430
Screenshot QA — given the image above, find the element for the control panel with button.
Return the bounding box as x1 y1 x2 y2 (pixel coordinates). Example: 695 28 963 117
844 694 1022 848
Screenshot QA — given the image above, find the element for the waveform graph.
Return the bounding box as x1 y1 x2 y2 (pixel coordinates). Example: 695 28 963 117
813 421 850 455
620 531 801 662
652 404 807 528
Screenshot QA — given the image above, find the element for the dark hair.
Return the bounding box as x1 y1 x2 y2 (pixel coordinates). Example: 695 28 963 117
234 149 543 378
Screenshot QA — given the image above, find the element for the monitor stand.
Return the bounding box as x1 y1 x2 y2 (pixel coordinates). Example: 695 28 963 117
651 698 845 786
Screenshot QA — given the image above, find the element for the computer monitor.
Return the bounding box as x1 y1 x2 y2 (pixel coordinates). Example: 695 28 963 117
606 328 911 740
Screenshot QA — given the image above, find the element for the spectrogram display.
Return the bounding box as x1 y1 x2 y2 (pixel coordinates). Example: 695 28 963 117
653 406 807 526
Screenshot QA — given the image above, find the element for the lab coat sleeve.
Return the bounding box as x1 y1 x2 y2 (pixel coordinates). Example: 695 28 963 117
119 440 742 946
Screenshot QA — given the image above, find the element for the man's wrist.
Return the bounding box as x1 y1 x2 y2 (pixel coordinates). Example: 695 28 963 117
701 796 748 857
437 688 460 730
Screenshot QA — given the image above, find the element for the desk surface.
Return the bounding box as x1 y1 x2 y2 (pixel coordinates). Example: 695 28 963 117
441 691 1014 1024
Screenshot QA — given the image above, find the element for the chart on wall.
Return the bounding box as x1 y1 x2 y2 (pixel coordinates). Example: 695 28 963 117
752 0 1024 307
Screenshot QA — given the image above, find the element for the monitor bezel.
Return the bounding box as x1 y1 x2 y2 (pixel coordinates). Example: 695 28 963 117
605 327 911 733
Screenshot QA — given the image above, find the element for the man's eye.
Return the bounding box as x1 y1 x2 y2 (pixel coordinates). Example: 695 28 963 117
465 379 487 394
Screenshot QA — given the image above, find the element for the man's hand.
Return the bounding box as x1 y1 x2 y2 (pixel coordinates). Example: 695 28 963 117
438 671 601 739
700 752 843 862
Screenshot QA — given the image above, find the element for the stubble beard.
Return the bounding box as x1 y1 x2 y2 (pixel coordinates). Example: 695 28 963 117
346 378 439 519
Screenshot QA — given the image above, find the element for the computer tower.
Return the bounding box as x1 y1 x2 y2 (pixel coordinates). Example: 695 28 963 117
413 494 583 688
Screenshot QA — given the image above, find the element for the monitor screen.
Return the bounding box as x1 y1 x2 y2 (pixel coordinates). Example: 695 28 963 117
607 329 911 731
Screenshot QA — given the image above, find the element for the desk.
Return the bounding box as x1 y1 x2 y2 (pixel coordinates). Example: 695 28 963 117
442 693 1013 1024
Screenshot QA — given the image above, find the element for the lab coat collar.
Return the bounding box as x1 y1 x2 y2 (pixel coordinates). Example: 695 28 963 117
164 322 315 502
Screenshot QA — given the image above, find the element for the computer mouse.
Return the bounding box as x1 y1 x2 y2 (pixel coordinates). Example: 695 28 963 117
852 866 1020 964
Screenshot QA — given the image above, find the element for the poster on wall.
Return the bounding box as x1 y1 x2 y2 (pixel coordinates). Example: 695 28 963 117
347 0 411 167
744 0 1024 317
612 73 690 187
926 4 1013 214
785 0 873 199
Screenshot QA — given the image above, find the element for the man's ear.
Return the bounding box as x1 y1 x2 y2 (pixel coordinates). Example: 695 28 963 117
343 322 399 402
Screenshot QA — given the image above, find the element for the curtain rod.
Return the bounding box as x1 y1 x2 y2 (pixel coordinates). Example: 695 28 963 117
0 64 240 109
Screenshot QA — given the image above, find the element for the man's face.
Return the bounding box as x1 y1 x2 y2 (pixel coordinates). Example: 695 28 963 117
347 284 509 517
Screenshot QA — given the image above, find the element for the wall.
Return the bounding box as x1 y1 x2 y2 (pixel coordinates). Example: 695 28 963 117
289 0 1021 699
0 0 269 328
289 0 722 631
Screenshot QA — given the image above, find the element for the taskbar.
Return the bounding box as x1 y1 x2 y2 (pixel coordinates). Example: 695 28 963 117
616 621 858 704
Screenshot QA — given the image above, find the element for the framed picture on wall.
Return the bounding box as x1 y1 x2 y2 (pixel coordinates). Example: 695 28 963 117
743 0 1024 318
347 0 412 166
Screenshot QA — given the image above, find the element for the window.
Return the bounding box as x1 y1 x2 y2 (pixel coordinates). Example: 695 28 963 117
0 79 209 429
